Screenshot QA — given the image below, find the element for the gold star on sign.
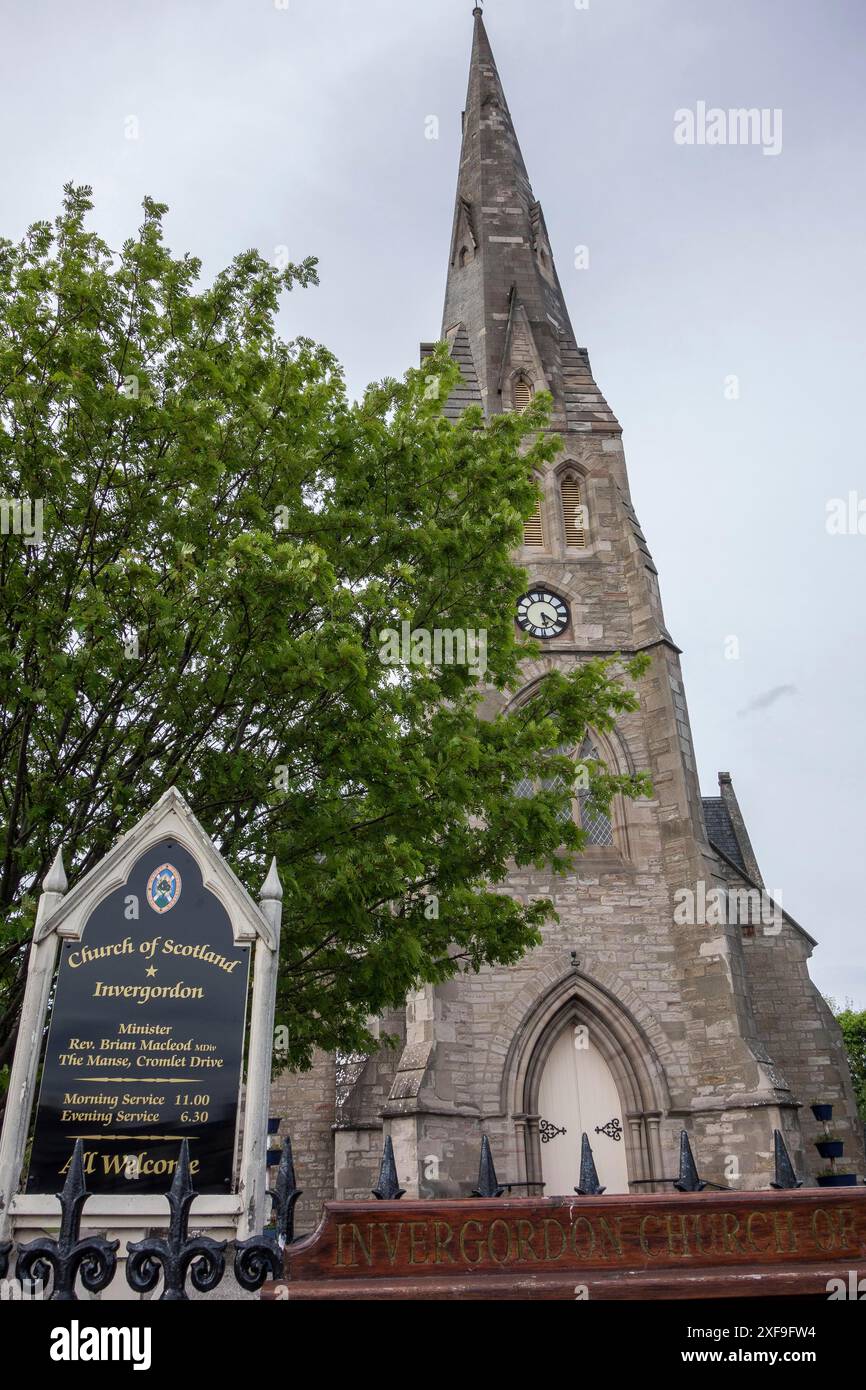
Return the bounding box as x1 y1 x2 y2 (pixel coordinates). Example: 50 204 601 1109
145 965 157 978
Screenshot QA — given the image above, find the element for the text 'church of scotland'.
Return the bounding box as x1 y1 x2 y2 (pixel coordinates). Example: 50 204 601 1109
273 9 862 1223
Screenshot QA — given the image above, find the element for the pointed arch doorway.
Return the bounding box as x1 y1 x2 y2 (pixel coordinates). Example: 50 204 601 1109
536 1022 630 1195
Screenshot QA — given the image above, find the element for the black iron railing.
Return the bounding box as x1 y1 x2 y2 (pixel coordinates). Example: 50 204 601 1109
0 1127 820 1300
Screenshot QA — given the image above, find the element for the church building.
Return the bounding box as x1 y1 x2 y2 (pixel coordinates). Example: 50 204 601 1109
272 8 862 1229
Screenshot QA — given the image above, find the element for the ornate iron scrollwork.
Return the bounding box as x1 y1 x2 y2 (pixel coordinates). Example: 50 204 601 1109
15 1140 118 1300
539 1119 567 1144
234 1136 303 1292
594 1117 623 1142
126 1140 226 1300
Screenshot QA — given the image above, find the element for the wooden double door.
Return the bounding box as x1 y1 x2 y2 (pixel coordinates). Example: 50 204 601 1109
537 1024 630 1195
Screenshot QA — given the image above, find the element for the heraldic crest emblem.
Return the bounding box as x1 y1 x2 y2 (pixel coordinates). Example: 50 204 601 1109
146 863 182 914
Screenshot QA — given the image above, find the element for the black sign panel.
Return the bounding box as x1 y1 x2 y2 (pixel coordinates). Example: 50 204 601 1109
27 839 251 1195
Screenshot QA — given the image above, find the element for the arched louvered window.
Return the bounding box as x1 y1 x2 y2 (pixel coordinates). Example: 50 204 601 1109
523 493 544 548
459 246 470 268
513 377 533 413
561 474 588 549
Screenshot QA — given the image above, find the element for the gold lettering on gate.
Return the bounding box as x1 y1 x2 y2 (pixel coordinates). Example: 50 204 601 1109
434 1221 456 1264
336 1224 352 1268
459 1220 485 1265
772 1209 798 1254
570 1217 595 1259
746 1211 771 1253
597 1217 624 1259
516 1219 541 1262
666 1215 692 1259
487 1219 513 1265
721 1212 747 1255
691 1212 720 1255
408 1222 429 1265
639 1215 663 1258
379 1222 404 1266
543 1219 567 1262
811 1208 839 1252
837 1207 857 1252
331 1201 862 1276
337 1223 374 1268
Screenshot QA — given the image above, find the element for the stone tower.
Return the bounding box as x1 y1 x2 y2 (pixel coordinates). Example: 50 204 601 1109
272 9 862 1228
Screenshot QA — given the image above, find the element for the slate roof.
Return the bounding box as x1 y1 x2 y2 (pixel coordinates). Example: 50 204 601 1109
618 486 658 577
702 797 746 874
421 328 482 421
560 339 621 435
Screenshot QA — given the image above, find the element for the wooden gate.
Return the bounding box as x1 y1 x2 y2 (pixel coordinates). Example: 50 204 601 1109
264 1187 866 1300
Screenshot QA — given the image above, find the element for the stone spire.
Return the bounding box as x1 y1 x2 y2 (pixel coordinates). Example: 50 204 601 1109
439 8 618 433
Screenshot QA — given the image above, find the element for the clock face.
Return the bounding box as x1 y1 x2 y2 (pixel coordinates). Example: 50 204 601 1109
516 589 570 639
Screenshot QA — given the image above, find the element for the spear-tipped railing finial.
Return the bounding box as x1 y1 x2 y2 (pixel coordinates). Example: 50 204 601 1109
372 1135 406 1201
234 1137 303 1291
574 1132 606 1196
673 1130 708 1193
770 1129 803 1190
472 1135 504 1199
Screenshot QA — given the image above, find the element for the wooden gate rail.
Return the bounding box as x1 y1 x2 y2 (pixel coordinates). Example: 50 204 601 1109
264 1188 866 1301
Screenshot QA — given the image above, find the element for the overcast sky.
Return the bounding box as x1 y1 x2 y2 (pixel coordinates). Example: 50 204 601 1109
2 0 864 1005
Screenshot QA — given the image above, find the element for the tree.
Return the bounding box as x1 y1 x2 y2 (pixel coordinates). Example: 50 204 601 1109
834 1005 866 1119
0 186 650 1103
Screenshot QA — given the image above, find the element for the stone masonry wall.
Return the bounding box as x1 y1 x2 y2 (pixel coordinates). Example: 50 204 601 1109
743 924 866 1181
269 1049 336 1236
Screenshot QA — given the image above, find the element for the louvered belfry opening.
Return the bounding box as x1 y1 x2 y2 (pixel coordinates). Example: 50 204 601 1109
523 490 544 548
513 377 533 413
561 474 587 549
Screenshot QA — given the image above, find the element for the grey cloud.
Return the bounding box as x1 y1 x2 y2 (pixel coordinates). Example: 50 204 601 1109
737 685 798 717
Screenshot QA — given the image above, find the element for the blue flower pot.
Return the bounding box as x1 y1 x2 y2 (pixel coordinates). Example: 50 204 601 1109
816 1140 844 1159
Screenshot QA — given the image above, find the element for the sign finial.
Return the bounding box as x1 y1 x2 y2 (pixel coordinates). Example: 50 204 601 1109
43 846 67 896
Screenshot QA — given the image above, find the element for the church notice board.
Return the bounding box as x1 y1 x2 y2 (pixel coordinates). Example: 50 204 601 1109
26 840 251 1195
266 1188 866 1301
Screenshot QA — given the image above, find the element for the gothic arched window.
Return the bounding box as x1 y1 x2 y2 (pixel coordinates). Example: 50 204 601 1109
575 735 614 847
514 735 615 847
